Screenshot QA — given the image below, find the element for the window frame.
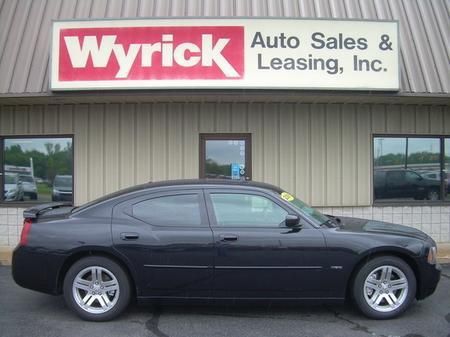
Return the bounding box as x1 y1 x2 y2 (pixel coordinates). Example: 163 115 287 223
0 134 75 207
199 133 252 180
372 134 449 205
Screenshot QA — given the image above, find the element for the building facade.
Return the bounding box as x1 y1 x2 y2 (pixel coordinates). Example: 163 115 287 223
0 0 449 254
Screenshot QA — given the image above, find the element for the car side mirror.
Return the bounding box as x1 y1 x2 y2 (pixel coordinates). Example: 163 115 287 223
285 214 301 228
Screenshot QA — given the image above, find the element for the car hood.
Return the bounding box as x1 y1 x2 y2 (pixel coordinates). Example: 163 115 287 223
335 216 430 241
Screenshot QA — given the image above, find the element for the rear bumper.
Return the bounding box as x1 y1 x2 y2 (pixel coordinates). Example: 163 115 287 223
12 246 66 295
416 262 441 300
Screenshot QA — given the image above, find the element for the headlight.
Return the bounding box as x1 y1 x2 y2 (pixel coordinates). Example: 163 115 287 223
427 246 437 265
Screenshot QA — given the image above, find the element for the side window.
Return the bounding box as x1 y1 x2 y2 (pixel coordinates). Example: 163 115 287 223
132 194 202 226
405 171 420 183
210 193 288 227
386 171 405 186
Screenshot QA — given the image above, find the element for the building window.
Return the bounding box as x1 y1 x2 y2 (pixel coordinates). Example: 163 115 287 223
0 136 73 204
199 134 251 180
373 136 449 203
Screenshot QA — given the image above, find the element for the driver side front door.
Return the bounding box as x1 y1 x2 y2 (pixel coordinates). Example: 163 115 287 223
205 189 327 299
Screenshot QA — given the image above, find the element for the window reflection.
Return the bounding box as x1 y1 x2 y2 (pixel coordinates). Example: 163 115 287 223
3 138 73 203
210 194 288 227
374 137 443 201
205 140 246 179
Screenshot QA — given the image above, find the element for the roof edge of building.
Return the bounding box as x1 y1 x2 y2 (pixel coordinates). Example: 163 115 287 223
0 91 449 106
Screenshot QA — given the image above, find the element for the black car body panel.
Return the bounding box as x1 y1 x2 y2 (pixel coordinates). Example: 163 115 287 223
12 180 440 308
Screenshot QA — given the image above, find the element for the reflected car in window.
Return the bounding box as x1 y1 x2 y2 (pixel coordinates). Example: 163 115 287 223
12 180 441 322
4 173 24 201
52 175 73 202
18 175 38 200
374 169 441 201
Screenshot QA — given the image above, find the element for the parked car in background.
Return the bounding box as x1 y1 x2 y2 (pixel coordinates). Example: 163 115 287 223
13 180 440 322
374 169 441 201
4 173 24 201
19 175 38 200
52 175 73 202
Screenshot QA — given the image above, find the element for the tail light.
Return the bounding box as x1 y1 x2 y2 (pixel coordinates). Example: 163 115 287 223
19 218 33 246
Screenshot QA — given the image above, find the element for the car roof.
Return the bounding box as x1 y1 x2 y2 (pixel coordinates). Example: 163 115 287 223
108 179 283 198
74 179 284 213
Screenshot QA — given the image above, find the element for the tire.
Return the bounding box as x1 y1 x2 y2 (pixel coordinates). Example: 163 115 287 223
63 256 131 321
427 189 439 201
30 193 37 200
352 256 416 319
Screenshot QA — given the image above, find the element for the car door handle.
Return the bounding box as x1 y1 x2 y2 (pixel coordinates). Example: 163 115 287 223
219 234 238 242
120 232 139 240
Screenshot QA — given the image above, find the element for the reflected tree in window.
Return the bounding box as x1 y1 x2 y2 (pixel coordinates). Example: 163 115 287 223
3 138 73 203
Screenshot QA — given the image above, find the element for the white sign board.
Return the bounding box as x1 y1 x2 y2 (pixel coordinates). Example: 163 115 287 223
51 18 399 91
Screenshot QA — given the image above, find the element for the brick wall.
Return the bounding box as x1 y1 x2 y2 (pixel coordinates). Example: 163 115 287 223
317 206 450 243
1 206 449 249
0 208 25 247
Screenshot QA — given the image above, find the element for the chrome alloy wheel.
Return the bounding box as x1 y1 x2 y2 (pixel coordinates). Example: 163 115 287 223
72 266 120 314
363 265 408 313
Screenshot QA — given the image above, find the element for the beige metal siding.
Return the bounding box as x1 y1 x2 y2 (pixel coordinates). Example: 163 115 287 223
1 103 449 206
0 0 449 95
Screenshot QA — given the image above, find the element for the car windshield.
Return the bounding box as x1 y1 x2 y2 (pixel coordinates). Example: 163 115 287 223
19 176 34 183
5 175 15 184
54 176 72 188
279 191 329 225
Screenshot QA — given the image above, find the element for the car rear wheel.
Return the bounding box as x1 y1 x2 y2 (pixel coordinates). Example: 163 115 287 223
427 189 440 201
352 256 416 319
63 256 131 321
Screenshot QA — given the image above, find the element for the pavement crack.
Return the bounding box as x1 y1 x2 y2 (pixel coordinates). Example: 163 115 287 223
145 306 170 337
331 310 387 337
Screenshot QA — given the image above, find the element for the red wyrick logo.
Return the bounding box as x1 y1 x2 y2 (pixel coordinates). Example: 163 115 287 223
58 26 244 81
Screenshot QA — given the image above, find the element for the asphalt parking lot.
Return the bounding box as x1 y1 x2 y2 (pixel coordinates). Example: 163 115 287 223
0 265 449 337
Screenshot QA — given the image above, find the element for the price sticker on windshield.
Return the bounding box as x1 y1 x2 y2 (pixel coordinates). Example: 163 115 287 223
280 192 294 202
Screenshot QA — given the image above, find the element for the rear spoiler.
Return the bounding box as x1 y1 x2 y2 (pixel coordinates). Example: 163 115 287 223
23 202 72 219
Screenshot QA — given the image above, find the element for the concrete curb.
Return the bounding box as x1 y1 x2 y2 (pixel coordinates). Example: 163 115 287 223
0 247 12 266
2 243 450 266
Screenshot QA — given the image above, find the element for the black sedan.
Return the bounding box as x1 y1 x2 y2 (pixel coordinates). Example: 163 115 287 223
12 180 441 321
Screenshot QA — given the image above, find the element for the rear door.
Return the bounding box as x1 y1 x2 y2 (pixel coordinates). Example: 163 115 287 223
205 188 327 299
112 189 214 298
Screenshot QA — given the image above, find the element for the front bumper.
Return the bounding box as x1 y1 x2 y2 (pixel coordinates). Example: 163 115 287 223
12 246 66 295
416 262 441 300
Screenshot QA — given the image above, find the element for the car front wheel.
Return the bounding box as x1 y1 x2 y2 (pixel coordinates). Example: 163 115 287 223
63 256 131 321
352 256 416 319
